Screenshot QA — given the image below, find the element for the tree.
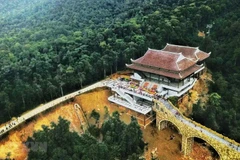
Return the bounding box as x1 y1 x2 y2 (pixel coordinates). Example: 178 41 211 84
77 71 85 88
26 112 145 160
209 93 221 107
101 112 144 159
120 116 144 158
90 109 100 124
81 142 109 160
27 117 83 159
88 124 100 138
5 152 12 160
101 111 126 145
1 0 240 143
103 106 110 120
192 101 205 124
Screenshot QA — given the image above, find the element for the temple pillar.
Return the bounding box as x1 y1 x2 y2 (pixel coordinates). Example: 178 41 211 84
181 136 194 155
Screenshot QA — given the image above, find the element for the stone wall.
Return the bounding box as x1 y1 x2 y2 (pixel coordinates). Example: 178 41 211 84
154 100 240 160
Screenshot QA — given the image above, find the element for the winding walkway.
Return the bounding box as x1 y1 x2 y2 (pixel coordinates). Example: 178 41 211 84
157 99 240 152
105 78 240 153
105 79 240 155
1 78 240 156
0 81 104 137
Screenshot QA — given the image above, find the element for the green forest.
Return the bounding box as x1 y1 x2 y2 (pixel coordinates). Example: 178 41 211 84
26 112 144 160
0 0 240 143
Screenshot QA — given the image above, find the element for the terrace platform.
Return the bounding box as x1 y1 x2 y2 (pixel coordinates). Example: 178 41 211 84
108 95 151 115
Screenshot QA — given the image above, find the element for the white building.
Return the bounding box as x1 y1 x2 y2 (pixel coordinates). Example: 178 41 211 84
106 44 210 127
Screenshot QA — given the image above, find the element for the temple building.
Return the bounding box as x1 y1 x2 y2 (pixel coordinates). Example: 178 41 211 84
127 43 210 97
106 44 210 128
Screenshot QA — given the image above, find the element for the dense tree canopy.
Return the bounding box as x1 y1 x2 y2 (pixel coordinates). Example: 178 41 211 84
27 112 144 160
0 0 240 141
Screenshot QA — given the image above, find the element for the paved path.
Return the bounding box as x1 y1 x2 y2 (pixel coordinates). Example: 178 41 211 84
158 99 240 152
105 79 240 152
1 78 240 153
0 81 104 137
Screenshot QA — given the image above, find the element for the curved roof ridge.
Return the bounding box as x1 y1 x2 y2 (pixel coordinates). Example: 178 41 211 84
194 47 200 60
125 63 131 67
167 43 199 49
176 61 181 71
179 73 183 79
148 48 159 52
185 54 198 62
161 50 182 55
176 52 185 63
149 48 182 55
163 43 169 50
176 53 196 71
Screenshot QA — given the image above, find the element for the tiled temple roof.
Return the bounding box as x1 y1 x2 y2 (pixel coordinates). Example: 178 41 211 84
163 43 210 61
131 49 195 72
126 63 202 79
126 44 210 79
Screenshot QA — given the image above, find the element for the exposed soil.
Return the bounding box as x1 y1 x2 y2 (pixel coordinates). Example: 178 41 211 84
143 125 217 160
0 102 81 160
0 71 215 160
75 87 217 160
178 71 212 116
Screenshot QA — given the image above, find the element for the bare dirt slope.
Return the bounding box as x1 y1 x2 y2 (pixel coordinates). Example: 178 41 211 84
0 71 215 160
0 101 83 160
143 125 215 160
178 71 212 116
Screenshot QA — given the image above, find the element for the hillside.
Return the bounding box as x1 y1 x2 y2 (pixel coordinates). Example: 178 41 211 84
0 87 215 159
0 0 240 143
